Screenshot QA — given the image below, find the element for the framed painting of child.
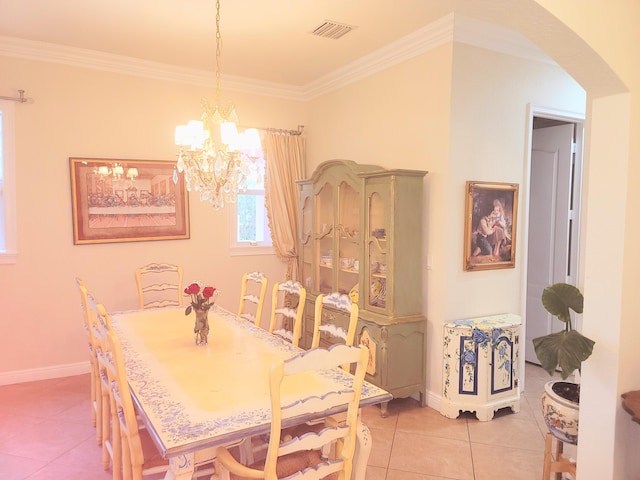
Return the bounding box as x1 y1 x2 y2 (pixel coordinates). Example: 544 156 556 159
464 181 519 271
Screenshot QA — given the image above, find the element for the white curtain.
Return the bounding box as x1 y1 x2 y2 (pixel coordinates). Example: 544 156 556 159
263 132 306 281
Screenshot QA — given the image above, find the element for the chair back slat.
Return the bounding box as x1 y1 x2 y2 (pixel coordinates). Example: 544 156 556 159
282 390 356 418
312 293 359 371
278 425 347 456
237 271 268 327
282 459 343 480
269 280 306 347
135 263 183 309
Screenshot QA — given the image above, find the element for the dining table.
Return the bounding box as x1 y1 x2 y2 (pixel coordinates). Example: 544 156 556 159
109 304 392 480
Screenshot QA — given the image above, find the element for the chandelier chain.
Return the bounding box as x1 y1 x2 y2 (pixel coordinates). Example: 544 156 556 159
215 0 222 102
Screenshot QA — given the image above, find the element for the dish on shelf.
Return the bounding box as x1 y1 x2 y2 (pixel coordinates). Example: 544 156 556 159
370 278 386 306
339 257 354 269
320 255 332 266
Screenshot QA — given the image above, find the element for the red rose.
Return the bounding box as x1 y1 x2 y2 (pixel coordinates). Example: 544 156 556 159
184 283 200 295
202 286 216 299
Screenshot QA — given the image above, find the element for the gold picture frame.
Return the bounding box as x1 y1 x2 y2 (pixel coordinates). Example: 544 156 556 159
464 181 518 271
70 158 190 244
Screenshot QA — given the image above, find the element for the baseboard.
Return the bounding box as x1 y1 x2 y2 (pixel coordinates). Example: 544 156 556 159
425 389 442 411
0 361 91 386
408 388 442 411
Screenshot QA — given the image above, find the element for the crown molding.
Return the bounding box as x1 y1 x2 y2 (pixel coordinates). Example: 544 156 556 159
0 15 553 102
453 14 557 67
303 14 455 99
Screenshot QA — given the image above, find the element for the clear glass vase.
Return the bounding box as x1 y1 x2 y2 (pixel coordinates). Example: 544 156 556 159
193 306 211 346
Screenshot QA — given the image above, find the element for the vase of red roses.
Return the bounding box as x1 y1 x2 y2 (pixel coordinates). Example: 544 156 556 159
184 282 217 346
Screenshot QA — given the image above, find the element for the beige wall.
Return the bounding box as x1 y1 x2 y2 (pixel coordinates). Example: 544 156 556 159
0 55 305 380
305 44 453 172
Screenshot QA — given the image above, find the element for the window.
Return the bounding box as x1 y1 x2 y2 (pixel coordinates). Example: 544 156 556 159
0 99 17 264
229 144 274 255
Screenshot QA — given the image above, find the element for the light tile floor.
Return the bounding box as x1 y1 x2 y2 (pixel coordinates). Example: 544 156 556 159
0 363 572 479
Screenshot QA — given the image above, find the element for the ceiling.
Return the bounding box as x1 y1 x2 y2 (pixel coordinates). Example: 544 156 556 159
0 0 551 91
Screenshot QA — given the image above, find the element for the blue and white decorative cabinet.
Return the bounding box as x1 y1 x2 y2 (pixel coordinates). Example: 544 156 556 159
440 314 521 421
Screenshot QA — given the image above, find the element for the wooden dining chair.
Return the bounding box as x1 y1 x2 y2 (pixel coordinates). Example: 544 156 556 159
237 271 268 327
297 293 362 443
312 292 359 350
134 263 184 309
238 280 307 464
76 277 100 443
268 280 306 347
102 311 168 480
88 296 121 478
215 344 370 480
98 303 216 480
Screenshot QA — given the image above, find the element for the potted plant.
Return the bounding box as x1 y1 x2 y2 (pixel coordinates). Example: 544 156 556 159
532 282 595 444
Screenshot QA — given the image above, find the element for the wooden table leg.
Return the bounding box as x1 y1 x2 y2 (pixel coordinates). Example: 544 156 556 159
164 453 196 480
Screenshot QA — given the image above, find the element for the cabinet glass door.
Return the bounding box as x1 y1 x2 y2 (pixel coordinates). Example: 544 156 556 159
337 181 360 295
315 182 334 294
367 191 388 310
300 194 313 291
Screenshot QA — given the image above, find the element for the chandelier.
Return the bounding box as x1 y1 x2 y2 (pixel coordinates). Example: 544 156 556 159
94 163 138 181
174 0 261 210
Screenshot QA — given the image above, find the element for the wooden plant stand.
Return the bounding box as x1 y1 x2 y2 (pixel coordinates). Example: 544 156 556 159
542 433 576 479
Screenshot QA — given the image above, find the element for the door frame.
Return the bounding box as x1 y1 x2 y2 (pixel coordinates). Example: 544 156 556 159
520 104 585 392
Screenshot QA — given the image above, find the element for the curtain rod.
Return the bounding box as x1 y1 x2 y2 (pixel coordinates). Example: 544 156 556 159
247 124 304 136
0 90 31 103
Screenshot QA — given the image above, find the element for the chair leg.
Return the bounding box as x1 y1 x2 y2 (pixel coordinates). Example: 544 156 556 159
121 435 133 480
90 364 97 428
352 419 372 480
101 384 111 469
95 379 103 445
112 396 122 480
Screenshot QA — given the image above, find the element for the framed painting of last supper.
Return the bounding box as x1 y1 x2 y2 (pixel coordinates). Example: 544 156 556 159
464 181 518 271
70 158 190 244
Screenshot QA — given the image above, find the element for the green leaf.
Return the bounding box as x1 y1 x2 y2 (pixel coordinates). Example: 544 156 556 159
532 330 595 379
185 305 193 316
541 283 583 324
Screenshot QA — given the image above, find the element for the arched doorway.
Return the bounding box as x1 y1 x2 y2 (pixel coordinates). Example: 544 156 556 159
453 1 631 477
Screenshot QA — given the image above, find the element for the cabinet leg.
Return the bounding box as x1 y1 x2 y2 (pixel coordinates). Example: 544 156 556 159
379 401 389 418
475 407 495 422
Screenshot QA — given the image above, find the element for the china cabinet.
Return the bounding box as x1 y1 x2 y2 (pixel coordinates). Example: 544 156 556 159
298 160 427 414
440 313 521 421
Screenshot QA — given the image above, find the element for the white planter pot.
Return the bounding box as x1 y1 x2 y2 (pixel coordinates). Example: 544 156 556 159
541 380 579 445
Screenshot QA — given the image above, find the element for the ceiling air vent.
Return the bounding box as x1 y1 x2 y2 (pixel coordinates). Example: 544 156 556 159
310 20 356 40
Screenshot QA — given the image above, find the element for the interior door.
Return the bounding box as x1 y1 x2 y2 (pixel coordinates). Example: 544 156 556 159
524 123 575 363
